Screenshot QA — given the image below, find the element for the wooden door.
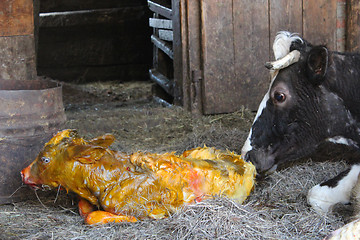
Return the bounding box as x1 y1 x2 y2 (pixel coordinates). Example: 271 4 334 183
177 0 341 114
201 0 270 114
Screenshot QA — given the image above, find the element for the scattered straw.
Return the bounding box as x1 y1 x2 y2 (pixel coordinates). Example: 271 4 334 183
0 81 351 239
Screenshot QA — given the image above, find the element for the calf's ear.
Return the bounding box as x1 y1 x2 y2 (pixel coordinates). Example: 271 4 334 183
88 134 115 148
306 46 328 86
67 145 107 164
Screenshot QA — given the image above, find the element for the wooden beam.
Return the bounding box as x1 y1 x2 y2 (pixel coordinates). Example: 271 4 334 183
148 0 172 19
159 30 173 41
149 18 172 29
151 35 173 59
149 68 174 95
40 0 146 12
40 7 147 27
172 0 185 107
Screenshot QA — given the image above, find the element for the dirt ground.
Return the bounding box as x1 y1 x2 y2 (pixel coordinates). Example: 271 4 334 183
0 80 353 239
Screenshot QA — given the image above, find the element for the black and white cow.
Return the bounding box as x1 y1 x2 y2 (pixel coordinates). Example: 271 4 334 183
241 31 360 214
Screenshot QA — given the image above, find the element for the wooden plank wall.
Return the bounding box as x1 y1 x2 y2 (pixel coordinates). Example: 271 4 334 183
233 0 269 113
201 1 237 114
269 0 302 50
200 0 271 114
303 0 338 49
180 0 341 114
347 0 360 52
0 0 37 80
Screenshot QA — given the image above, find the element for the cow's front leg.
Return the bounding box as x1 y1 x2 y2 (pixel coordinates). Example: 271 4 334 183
307 164 360 214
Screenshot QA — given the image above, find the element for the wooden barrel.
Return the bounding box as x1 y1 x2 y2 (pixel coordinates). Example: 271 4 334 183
0 79 66 204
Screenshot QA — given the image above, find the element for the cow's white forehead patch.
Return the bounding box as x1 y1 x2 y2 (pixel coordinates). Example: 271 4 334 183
241 72 279 157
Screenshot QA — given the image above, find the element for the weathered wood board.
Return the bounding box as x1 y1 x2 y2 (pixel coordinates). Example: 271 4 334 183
233 0 269 112
303 0 337 50
159 0 352 113
0 35 37 80
269 0 302 55
346 0 360 52
0 0 34 36
158 30 173 41
148 0 172 19
149 18 173 29
201 0 236 114
184 0 202 111
200 0 269 113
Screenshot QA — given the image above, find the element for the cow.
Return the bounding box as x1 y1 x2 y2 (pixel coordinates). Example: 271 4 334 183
241 31 360 215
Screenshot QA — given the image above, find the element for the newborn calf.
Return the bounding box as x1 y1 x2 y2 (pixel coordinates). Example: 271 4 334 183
21 129 256 224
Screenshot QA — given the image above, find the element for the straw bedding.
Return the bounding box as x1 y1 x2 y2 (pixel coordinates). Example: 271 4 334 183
0 81 353 239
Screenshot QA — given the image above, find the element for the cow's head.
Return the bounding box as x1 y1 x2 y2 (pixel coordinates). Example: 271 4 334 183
242 31 344 174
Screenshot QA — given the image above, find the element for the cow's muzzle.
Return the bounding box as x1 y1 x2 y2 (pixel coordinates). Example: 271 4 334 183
244 149 277 175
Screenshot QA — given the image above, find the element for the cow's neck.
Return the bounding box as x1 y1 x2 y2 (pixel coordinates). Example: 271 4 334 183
323 53 360 145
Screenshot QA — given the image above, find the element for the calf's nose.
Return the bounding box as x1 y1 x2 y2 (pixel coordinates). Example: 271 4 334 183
21 165 39 188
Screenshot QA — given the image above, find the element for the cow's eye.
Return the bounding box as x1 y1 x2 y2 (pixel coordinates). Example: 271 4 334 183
274 92 286 103
41 157 51 164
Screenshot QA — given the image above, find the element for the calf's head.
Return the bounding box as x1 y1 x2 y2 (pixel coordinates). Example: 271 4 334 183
242 32 337 174
21 129 115 189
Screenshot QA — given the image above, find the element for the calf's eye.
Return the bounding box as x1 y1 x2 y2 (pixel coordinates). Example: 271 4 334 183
41 157 51 164
274 92 286 103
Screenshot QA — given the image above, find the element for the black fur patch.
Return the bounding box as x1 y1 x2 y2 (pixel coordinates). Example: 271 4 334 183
320 168 351 188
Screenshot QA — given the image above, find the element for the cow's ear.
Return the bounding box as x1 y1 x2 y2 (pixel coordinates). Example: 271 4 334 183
306 46 328 85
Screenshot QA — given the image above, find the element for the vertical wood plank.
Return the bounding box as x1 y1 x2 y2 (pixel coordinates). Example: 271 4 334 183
233 0 269 111
172 0 183 105
0 0 34 36
346 0 360 52
201 0 236 114
187 0 203 113
303 0 337 50
336 0 346 52
269 0 302 56
177 0 191 110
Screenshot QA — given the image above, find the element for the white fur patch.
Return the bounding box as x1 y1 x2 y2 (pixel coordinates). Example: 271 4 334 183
241 93 269 156
241 128 253 157
307 165 360 214
241 72 278 157
273 31 303 60
327 136 358 148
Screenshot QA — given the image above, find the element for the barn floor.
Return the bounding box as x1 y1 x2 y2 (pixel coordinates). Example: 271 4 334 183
0 80 353 239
